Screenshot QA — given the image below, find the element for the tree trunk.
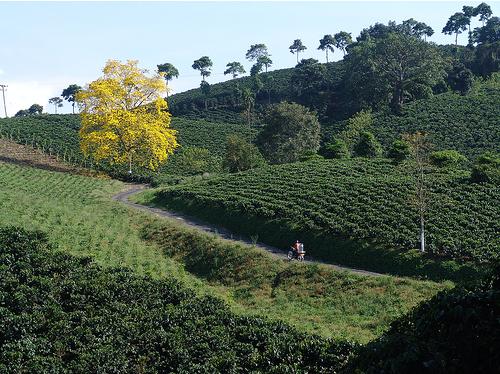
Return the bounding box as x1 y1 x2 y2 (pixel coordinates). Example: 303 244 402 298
128 154 132 174
296 52 299 63
420 215 425 252
455 32 458 45
72 102 75 114
326 50 329 63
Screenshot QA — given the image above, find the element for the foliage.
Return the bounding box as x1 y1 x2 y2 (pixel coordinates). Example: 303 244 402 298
0 226 357 373
447 62 474 94
192 56 213 81
353 131 382 158
333 31 352 55
470 16 499 45
256 102 321 164
167 147 221 176
245 43 270 62
347 268 500 373
442 12 470 45
345 33 446 113
76 60 178 172
318 34 336 62
223 134 265 173
157 62 179 82
338 109 373 151
388 139 410 163
61 84 82 114
155 158 499 269
323 137 350 159
29 104 43 115
471 151 500 184
224 61 246 79
48 96 63 114
430 149 467 168
289 39 307 63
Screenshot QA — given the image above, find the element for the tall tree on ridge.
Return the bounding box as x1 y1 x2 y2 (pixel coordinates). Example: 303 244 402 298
443 12 470 45
473 2 493 26
333 31 352 56
257 55 273 72
192 56 213 82
224 62 246 79
245 44 270 62
157 63 179 97
289 39 307 63
318 34 335 63
48 97 63 114
61 84 82 114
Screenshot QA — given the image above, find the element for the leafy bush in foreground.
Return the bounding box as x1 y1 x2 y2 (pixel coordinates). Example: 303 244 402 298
0 226 355 373
348 266 500 373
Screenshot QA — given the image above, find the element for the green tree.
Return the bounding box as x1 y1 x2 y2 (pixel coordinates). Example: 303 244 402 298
245 44 270 62
157 63 179 97
388 139 410 163
289 39 307 63
14 109 29 117
473 41 499 77
192 56 213 82
250 62 263 77
223 135 266 173
61 84 82 114
462 5 475 34
256 102 320 164
345 33 445 112
28 104 43 115
339 110 373 151
442 12 470 45
323 137 349 159
447 62 474 95
48 97 63 114
470 16 500 45
170 147 221 176
224 62 246 79
473 2 493 26
353 131 382 158
257 55 273 72
318 34 335 62
333 31 352 55
241 88 255 125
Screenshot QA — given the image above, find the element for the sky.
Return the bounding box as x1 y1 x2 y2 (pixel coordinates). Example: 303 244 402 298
0 1 498 115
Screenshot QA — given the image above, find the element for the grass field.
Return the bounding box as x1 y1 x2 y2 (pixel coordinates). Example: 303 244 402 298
0 160 448 343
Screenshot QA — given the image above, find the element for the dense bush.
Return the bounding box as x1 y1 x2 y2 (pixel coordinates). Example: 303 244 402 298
166 147 222 176
223 135 266 173
353 131 382 158
348 267 500 373
471 151 500 184
323 138 350 159
256 102 321 164
0 226 356 373
388 139 410 162
430 149 467 168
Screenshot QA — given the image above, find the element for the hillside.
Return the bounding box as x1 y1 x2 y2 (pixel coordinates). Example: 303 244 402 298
0 114 256 179
372 76 500 159
138 158 498 278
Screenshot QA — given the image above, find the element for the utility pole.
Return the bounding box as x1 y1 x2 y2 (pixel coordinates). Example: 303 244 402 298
0 84 7 118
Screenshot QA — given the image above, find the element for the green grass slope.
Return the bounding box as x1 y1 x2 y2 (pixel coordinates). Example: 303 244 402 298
0 161 446 343
140 158 498 279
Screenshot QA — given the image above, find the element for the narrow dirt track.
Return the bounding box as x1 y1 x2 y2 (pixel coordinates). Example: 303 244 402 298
113 184 384 277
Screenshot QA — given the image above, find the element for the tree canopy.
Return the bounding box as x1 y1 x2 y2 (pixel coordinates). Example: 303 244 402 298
289 39 307 63
61 84 82 114
192 56 213 82
224 61 246 79
76 59 178 173
318 34 335 62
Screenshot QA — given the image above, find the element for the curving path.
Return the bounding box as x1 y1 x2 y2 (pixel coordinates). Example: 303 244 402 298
113 184 384 277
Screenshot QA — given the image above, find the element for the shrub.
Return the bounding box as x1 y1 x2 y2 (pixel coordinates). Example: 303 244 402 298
471 151 500 184
353 131 382 158
223 135 266 173
388 139 410 162
256 102 321 164
168 147 221 176
430 149 467 168
324 138 350 159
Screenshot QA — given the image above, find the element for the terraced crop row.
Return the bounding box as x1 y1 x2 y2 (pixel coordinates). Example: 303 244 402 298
160 159 499 262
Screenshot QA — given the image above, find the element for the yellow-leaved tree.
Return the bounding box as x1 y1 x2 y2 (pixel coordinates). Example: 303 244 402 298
76 59 178 173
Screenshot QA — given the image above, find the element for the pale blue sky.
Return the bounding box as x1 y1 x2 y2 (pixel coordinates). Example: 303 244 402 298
0 1 498 114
